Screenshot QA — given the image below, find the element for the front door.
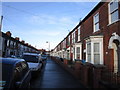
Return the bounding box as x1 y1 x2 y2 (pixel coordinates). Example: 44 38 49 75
118 45 120 72
113 40 120 73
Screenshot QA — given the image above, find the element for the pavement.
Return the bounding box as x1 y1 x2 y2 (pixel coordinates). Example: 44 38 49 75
30 58 85 88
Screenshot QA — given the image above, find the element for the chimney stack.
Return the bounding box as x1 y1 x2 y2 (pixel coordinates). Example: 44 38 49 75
21 40 25 44
26 43 28 46
15 37 20 41
6 31 12 36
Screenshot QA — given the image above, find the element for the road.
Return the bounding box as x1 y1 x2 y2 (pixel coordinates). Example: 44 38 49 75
30 58 85 88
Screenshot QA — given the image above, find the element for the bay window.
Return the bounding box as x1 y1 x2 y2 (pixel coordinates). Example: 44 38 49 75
86 36 103 64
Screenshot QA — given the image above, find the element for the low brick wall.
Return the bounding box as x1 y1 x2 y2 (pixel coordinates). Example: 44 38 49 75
51 56 120 89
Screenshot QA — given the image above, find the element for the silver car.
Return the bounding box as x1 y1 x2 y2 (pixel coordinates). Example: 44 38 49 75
22 53 43 76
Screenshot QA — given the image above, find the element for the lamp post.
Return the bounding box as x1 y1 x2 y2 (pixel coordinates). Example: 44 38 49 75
0 16 3 57
0 16 3 31
46 41 50 56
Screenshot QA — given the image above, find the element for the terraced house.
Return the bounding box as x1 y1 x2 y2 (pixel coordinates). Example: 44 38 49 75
51 0 120 73
0 31 39 57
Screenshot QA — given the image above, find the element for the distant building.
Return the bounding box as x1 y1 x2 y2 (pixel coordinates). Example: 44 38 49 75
1 31 39 57
38 49 46 54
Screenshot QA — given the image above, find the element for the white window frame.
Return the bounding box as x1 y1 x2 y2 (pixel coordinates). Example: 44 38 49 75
73 43 82 60
72 32 74 44
93 13 100 32
108 0 119 24
86 36 103 64
74 31 75 43
78 26 81 42
67 47 70 60
76 47 80 59
7 40 9 47
64 39 66 49
93 42 100 64
0 37 2 51
72 31 76 44
68 35 70 45
86 42 92 63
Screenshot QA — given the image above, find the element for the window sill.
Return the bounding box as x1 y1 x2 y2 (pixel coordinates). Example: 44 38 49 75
93 29 100 33
107 19 120 27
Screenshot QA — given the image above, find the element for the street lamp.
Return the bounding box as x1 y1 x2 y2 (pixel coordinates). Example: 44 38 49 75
0 16 3 31
0 16 3 57
46 41 50 56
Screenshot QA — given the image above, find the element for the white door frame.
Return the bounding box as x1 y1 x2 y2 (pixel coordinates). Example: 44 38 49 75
108 32 120 73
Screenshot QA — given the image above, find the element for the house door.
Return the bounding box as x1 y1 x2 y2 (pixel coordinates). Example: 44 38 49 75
118 44 120 72
113 40 120 73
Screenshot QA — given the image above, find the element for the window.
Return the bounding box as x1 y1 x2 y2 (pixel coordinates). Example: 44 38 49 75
14 42 16 48
74 31 75 43
87 43 91 62
67 50 70 60
68 35 70 45
72 32 74 44
109 0 119 23
94 43 100 64
10 41 13 47
64 40 66 48
94 13 99 32
86 36 103 64
7 40 9 47
76 47 80 59
0 37 2 50
78 26 81 41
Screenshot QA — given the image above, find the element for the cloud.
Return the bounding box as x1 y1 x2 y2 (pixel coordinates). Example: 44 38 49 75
28 14 56 25
29 30 61 36
28 14 75 26
12 29 61 37
28 15 56 24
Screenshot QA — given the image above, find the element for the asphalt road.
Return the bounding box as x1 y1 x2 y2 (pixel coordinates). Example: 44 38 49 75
30 58 85 89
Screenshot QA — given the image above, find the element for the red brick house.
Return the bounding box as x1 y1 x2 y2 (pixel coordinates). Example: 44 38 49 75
80 1 120 72
51 0 120 73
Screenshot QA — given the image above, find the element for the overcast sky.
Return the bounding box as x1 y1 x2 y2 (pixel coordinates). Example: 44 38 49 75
2 2 99 50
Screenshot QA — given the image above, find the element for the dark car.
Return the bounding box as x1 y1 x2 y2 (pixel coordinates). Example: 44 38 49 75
0 58 31 90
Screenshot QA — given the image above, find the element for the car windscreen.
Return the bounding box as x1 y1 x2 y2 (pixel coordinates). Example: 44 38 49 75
22 55 39 63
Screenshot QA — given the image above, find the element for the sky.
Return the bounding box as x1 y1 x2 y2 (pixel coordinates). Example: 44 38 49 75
1 1 100 50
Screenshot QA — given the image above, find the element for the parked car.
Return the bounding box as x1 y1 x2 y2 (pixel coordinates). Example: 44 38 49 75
22 53 43 75
0 58 31 90
41 54 47 60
